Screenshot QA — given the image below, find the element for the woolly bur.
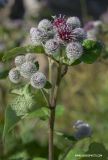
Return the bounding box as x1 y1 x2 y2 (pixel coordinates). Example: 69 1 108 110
9 68 21 84
30 72 46 89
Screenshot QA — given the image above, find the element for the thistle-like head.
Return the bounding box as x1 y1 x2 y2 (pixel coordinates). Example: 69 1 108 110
73 120 92 139
20 62 37 79
44 39 60 55
30 27 47 45
66 42 83 61
30 72 46 89
9 68 21 84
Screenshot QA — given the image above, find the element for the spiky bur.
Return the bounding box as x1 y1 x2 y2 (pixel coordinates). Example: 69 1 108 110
20 62 37 79
30 27 47 45
73 120 92 139
66 42 83 61
9 68 21 84
72 28 87 42
44 39 59 55
25 53 37 63
15 55 26 67
66 17 81 29
31 72 46 89
38 19 53 32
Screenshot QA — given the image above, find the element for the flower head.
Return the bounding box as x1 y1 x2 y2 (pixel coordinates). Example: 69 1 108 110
73 120 92 139
66 42 83 61
67 17 81 29
73 28 87 41
15 55 26 67
45 39 59 55
31 72 46 89
30 27 47 45
9 68 21 84
56 24 74 43
52 15 86 44
25 53 37 63
73 120 85 129
38 19 53 32
20 62 37 79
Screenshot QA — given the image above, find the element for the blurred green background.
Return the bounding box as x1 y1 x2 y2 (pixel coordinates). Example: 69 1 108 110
0 0 108 159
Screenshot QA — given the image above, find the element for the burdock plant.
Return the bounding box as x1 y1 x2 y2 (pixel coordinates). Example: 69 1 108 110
2 15 102 160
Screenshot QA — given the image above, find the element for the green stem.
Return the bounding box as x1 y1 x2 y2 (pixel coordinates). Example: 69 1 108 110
48 58 53 105
48 48 68 159
48 61 62 160
60 142 76 160
51 64 62 108
48 107 55 160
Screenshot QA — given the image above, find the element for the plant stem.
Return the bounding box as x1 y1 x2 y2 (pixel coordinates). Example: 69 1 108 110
48 107 55 160
48 48 68 159
52 64 62 107
48 57 53 105
48 59 62 160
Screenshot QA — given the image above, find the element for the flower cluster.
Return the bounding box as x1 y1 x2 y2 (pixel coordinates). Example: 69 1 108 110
8 53 47 89
30 15 87 62
73 120 92 140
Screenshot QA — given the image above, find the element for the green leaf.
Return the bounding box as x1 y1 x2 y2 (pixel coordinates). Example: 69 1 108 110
10 85 29 95
71 59 82 66
3 106 20 139
3 85 48 139
3 45 45 61
9 85 37 116
44 81 52 89
10 88 25 96
11 85 48 108
79 142 108 160
82 40 103 64
28 107 49 120
64 148 83 160
8 151 29 160
34 89 48 107
59 140 83 160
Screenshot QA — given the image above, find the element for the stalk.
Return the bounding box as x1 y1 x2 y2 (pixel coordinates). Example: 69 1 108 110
48 59 62 160
48 107 55 160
